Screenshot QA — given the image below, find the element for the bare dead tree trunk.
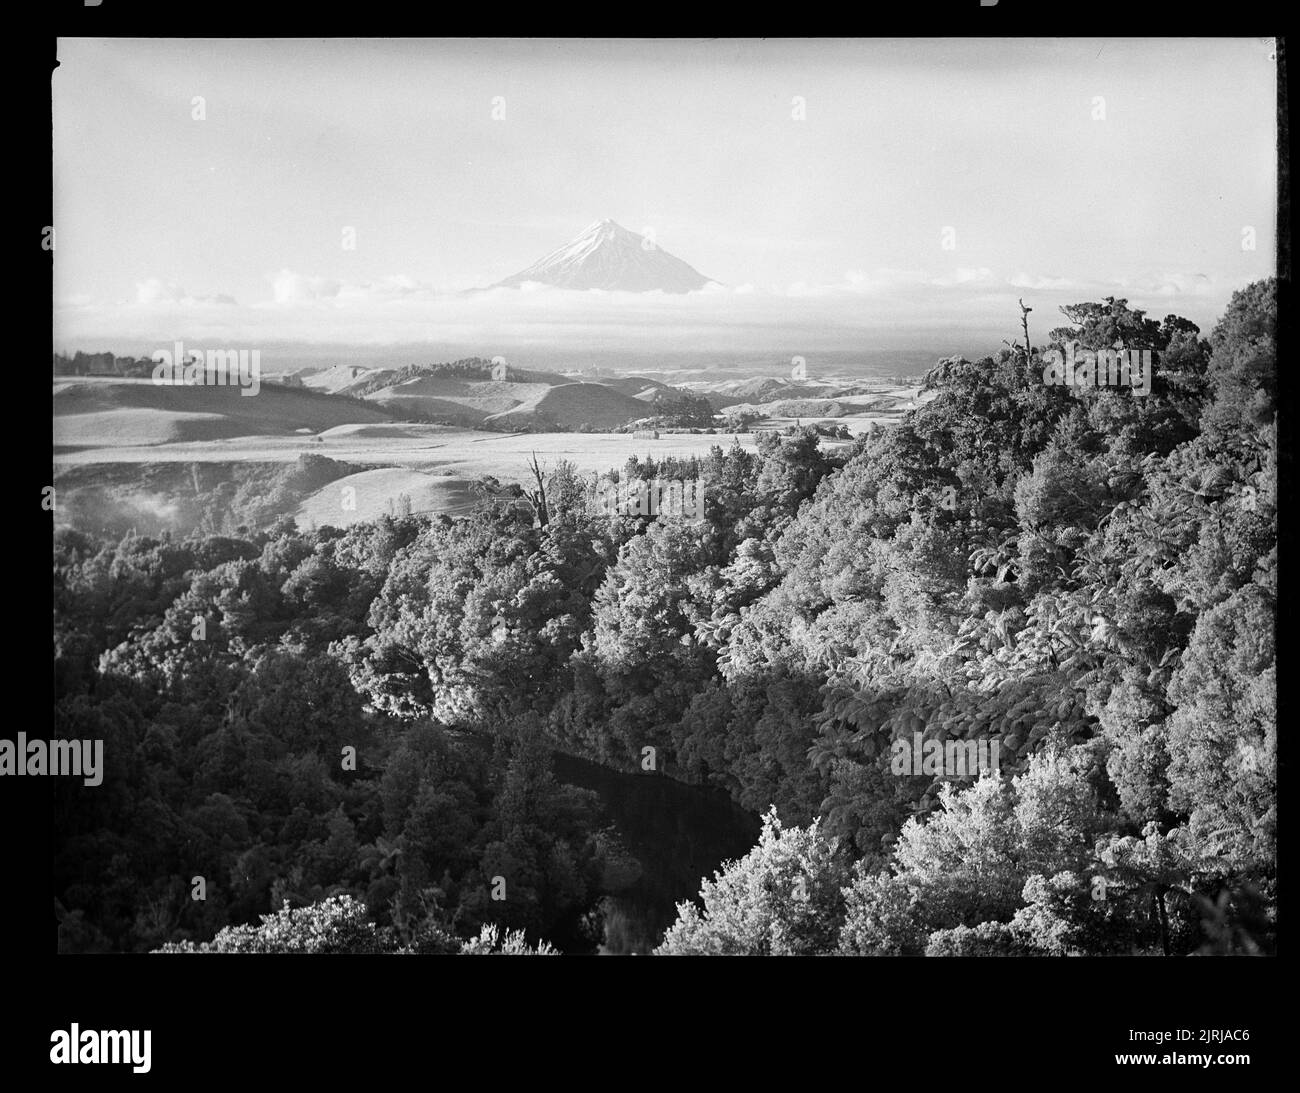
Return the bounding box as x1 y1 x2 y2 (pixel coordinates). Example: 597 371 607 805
526 451 549 528
1019 298 1033 363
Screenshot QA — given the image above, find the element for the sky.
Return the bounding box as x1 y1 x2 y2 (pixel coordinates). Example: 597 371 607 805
53 37 1278 363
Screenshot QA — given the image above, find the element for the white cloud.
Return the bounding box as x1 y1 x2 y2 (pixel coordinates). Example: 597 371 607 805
1009 272 1074 291
1113 272 1216 299
270 270 342 304
134 279 236 307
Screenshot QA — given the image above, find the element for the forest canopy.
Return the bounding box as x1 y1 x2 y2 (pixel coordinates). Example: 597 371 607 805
53 282 1276 955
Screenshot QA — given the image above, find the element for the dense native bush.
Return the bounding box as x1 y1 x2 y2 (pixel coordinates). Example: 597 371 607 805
54 284 1276 955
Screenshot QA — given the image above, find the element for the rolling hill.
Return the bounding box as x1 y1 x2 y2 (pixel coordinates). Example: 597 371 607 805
484 382 653 430
54 377 394 447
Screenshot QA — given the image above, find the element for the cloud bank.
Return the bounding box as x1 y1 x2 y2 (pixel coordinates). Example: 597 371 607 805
55 267 1236 358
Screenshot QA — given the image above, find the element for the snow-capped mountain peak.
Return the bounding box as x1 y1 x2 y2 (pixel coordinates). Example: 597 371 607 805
494 220 716 293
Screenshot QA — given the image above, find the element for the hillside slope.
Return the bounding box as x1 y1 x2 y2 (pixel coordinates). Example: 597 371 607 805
485 382 652 430
54 377 393 447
